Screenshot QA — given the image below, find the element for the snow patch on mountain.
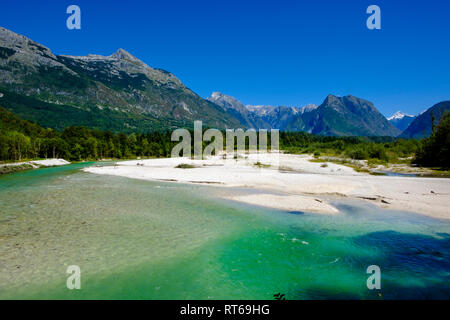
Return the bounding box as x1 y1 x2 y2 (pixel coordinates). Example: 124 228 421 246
388 111 414 121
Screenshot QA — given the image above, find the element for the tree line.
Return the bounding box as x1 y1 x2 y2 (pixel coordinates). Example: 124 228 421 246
0 106 448 169
414 112 449 168
0 107 173 161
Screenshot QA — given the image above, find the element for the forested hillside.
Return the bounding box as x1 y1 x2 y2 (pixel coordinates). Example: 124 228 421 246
0 106 421 165
0 107 174 161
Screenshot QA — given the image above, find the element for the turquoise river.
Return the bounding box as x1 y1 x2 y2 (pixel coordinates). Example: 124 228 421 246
0 163 449 299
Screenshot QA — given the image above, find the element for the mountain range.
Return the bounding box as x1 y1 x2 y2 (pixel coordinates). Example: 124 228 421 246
207 91 315 131
0 27 240 132
0 26 448 137
209 92 400 136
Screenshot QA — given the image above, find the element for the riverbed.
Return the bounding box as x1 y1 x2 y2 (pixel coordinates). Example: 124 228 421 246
0 162 449 299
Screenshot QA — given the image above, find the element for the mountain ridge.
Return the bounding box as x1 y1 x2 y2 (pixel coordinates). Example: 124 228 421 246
400 101 450 139
208 92 400 136
0 26 242 131
0 26 446 137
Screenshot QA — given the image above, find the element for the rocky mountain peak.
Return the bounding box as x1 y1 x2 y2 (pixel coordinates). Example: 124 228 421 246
0 26 56 61
0 26 419 136
299 104 318 114
388 111 416 132
0 26 27 45
110 48 139 62
207 92 246 111
211 92 224 98
323 94 341 105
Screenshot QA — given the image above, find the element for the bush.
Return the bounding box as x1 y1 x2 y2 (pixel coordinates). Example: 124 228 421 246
346 148 368 160
367 144 389 161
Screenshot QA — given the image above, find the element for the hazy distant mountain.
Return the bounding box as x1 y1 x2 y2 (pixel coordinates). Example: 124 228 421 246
400 101 450 139
0 27 242 132
388 111 416 132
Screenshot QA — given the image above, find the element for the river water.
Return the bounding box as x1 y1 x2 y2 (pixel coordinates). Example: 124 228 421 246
0 163 449 299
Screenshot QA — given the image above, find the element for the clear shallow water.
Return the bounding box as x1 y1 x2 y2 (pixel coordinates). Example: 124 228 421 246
0 163 449 299
376 171 418 177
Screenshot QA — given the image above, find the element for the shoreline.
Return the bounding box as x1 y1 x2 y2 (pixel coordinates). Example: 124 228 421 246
83 153 450 220
0 159 71 175
312 155 450 178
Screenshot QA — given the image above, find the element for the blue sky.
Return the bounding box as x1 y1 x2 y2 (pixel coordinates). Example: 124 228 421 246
1 0 449 116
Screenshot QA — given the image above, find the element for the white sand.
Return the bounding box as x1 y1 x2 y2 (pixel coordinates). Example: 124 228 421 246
230 194 340 214
29 159 70 167
0 159 70 168
84 154 450 219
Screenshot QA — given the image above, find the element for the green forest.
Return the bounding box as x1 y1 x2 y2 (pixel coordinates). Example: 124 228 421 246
0 106 449 169
0 106 173 161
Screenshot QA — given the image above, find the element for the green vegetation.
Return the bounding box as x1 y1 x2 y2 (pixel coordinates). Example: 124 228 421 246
1 105 448 177
280 132 420 164
253 161 270 168
0 89 186 133
175 163 197 169
0 106 174 162
0 105 427 165
24 66 90 91
414 112 450 169
0 163 34 175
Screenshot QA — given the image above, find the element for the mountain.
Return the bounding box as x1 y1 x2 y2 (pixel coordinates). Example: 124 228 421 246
209 92 400 136
0 27 242 132
207 92 314 130
299 104 319 114
208 92 248 113
300 95 401 136
206 92 259 128
0 26 422 137
387 111 416 132
400 101 450 139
